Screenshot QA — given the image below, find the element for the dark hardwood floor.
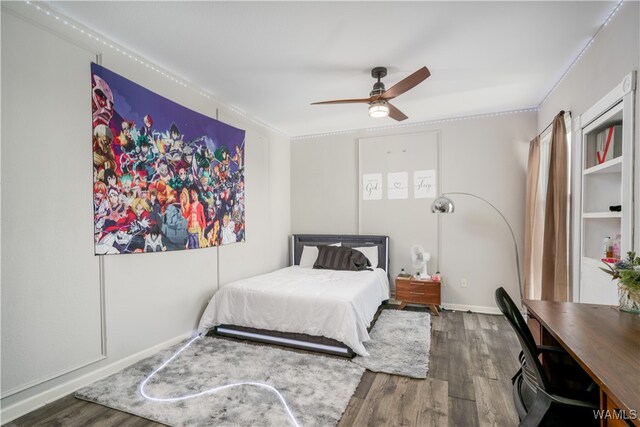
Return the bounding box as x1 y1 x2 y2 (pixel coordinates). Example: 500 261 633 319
338 310 520 426
6 310 521 427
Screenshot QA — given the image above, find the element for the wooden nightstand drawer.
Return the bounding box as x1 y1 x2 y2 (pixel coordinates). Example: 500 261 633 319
403 281 441 295
395 277 442 315
396 290 440 305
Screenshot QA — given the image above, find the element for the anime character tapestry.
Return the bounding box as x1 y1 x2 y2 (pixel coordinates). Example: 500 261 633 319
91 63 245 255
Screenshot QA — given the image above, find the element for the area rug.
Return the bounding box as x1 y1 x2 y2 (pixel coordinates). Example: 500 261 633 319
75 336 365 427
353 309 431 378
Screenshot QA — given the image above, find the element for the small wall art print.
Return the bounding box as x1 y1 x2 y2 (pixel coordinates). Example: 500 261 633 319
387 172 408 200
414 170 437 199
362 173 383 200
91 63 246 255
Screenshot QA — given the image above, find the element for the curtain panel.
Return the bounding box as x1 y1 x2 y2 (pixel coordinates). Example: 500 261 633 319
524 111 569 301
524 136 541 300
541 112 569 301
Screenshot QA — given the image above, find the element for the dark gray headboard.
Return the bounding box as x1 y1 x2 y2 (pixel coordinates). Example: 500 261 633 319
290 234 389 272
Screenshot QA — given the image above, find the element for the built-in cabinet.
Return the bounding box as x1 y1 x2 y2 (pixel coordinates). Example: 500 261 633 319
572 72 636 304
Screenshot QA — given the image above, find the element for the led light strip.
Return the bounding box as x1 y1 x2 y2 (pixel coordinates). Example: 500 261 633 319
22 0 288 138
539 0 625 106
290 108 538 141
139 335 301 427
216 327 350 354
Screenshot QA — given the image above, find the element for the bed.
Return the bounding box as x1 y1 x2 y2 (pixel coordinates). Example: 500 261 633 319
198 234 390 357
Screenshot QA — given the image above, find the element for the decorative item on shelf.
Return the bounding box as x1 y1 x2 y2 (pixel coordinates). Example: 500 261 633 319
609 205 622 212
431 271 441 282
595 124 622 164
613 234 621 260
603 236 614 259
600 251 640 314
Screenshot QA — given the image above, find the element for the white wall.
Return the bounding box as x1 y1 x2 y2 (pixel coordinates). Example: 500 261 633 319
291 111 536 312
358 131 440 286
2 10 105 398
0 3 289 421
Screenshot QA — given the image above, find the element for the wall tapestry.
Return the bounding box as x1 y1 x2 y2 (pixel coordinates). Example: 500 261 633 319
91 63 246 255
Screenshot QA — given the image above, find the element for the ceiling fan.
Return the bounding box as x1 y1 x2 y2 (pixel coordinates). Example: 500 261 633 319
311 66 430 121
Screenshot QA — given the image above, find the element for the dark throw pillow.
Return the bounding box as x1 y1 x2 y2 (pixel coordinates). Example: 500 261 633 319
313 245 372 271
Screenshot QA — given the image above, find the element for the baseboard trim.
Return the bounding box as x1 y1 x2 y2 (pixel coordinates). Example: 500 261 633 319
0 331 194 424
441 303 502 315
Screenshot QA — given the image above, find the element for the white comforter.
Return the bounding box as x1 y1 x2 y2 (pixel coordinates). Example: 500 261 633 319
198 266 390 356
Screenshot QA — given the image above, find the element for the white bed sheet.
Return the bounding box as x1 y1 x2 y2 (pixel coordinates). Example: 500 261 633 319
198 266 390 356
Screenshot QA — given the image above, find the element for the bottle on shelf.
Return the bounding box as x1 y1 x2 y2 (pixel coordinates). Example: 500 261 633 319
604 236 614 259
613 234 621 260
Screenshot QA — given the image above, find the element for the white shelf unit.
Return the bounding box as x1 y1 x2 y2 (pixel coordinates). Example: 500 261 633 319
582 212 622 219
571 72 636 305
583 156 622 175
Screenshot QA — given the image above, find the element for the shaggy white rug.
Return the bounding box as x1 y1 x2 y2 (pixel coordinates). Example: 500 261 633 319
354 310 431 378
76 337 365 427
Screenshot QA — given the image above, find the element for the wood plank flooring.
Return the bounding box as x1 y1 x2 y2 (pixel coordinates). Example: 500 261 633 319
338 309 520 427
7 310 521 427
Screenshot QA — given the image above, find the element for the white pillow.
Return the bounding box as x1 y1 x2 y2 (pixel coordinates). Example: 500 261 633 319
354 246 378 269
298 242 341 268
299 246 319 268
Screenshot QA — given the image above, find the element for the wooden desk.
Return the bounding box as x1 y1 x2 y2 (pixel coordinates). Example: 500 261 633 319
524 300 640 427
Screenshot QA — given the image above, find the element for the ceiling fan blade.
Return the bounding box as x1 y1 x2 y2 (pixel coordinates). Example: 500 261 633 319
311 97 373 105
380 66 430 100
388 103 408 121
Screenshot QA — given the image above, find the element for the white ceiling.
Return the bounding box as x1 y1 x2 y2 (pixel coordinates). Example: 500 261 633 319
50 1 618 137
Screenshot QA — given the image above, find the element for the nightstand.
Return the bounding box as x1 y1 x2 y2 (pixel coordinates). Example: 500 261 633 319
395 277 441 316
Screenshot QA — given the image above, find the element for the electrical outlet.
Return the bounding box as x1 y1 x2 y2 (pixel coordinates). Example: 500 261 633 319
461 278 467 288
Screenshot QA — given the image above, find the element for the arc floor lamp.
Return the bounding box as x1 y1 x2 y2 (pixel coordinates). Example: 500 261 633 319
431 192 523 302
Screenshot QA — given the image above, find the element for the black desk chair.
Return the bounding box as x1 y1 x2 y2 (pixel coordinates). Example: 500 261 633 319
494 287 598 426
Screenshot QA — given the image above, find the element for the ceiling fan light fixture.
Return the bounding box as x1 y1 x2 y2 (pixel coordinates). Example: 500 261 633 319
311 66 429 122
369 100 389 118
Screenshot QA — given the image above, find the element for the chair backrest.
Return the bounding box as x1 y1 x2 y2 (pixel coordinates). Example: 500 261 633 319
495 287 551 392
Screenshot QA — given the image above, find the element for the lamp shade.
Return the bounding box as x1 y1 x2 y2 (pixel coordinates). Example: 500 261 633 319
368 100 389 118
431 196 455 213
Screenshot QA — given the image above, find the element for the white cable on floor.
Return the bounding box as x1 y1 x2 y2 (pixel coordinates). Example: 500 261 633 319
139 335 301 427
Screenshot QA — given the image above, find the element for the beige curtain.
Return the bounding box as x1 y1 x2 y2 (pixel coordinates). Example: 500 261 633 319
541 112 569 301
523 136 541 300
